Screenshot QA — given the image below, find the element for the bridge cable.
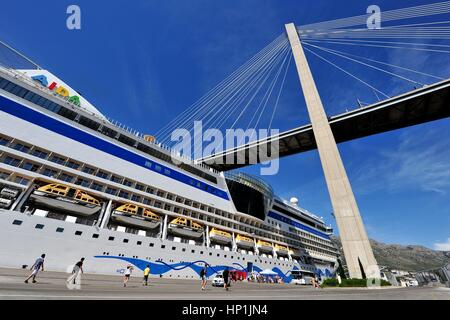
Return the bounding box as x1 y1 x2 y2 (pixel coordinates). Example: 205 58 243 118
303 46 390 99
302 41 444 82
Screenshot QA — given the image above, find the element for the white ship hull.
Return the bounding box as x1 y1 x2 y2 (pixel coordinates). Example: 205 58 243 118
0 210 335 282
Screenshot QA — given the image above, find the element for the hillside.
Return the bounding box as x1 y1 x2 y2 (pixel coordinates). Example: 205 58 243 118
331 237 450 272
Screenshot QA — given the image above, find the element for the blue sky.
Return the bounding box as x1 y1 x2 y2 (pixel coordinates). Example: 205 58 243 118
1 0 449 250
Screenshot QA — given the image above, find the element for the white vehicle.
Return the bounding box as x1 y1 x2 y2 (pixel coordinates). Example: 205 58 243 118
212 274 225 287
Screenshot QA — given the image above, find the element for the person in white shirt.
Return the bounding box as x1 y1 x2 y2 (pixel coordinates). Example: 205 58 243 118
123 265 133 287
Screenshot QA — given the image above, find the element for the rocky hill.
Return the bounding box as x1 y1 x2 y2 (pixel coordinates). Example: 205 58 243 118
331 237 450 272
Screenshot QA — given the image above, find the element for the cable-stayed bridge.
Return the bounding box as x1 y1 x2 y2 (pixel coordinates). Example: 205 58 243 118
155 1 450 279
200 77 450 171
155 1 450 171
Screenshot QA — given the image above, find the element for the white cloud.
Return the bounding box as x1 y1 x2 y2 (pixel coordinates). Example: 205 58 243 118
434 238 450 251
352 124 450 195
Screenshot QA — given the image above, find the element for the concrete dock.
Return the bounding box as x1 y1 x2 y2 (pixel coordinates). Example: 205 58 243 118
0 268 449 300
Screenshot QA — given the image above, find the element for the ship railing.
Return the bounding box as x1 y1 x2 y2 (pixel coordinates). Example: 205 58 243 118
281 199 324 222
0 66 106 121
105 116 219 173
0 66 220 175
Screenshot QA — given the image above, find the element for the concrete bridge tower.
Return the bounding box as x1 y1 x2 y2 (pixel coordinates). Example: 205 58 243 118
285 23 380 279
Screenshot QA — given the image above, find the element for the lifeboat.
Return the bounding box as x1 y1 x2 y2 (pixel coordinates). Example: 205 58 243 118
235 234 255 249
289 248 303 258
168 217 204 239
256 240 274 253
275 244 289 256
30 183 101 216
209 228 232 245
111 203 161 230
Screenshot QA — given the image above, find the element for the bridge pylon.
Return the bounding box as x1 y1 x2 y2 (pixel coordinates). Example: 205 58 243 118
285 23 380 279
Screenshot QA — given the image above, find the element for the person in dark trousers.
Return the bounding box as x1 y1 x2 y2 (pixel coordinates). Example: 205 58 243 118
67 258 84 285
200 265 208 291
25 254 45 284
223 267 230 291
143 264 150 286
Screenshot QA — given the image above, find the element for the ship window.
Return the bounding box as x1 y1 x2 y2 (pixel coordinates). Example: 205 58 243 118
90 182 104 192
82 166 96 175
123 239 129 243
100 126 118 139
92 233 99 239
123 179 133 187
135 184 145 191
75 178 90 187
172 247 176 251
182 248 186 252
108 236 115 241
35 224 44 229
209 253 212 256
131 195 141 202
75 231 83 236
111 175 123 184
149 243 154 247
137 241 142 245
0 78 9 89
146 187 155 194
96 171 110 179
161 245 166 249
78 116 101 131
0 170 10 180
118 135 136 147
32 149 48 159
41 168 57 178
57 107 78 121
118 191 129 199
21 162 40 172
14 176 29 185
12 143 30 153
49 155 66 165
0 137 11 146
12 220 22 225
191 250 195 254
66 161 80 170
59 173 74 183
56 227 64 233
105 187 117 195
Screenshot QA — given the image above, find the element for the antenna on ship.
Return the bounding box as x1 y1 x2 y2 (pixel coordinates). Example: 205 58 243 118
0 39 42 70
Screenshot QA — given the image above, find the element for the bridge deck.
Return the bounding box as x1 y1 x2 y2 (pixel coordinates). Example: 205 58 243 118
200 79 450 171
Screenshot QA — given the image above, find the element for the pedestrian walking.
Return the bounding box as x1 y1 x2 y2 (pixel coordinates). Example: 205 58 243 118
24 254 45 284
67 258 84 285
143 264 150 286
123 265 133 287
200 265 208 291
223 267 230 291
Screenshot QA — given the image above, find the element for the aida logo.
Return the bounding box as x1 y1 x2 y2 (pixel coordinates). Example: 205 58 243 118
31 74 81 107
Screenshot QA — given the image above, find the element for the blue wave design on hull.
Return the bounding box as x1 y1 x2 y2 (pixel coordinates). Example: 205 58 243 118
95 256 334 283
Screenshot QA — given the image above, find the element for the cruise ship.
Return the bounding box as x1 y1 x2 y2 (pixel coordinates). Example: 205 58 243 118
0 41 338 282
